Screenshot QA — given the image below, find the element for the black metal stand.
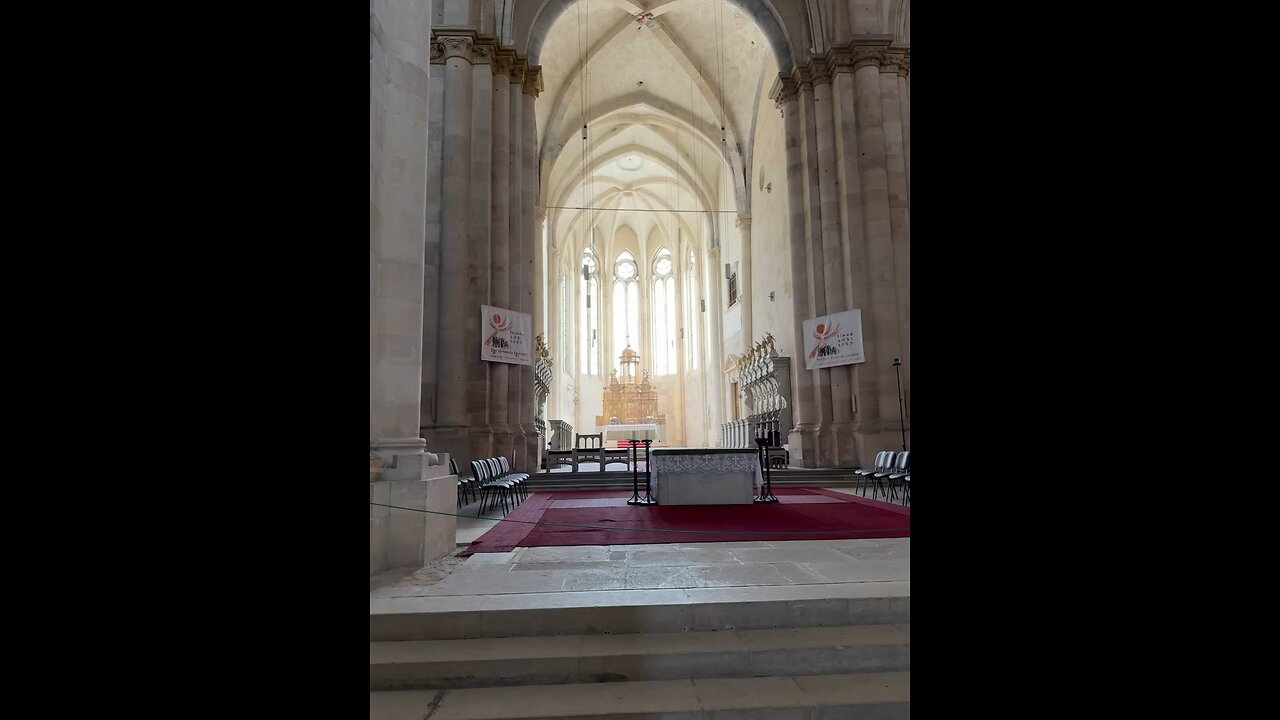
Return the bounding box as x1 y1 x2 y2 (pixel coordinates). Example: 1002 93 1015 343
754 437 778 503
628 436 656 505
628 438 656 505
893 358 907 452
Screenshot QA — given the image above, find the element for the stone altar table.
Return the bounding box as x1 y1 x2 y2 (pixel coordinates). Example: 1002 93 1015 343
649 448 762 506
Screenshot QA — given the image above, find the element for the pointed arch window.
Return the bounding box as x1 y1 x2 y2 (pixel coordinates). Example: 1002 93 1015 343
560 267 570 371
612 251 640 361
652 248 676 375
581 249 600 375
686 248 698 370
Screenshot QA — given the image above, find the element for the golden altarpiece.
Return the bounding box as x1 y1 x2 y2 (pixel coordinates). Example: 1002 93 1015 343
595 346 667 429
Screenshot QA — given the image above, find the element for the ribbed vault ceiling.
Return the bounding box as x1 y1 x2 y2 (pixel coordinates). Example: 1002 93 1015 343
538 0 776 245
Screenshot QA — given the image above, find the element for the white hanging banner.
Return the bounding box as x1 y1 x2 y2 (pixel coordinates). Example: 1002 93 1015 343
481 305 532 366
802 309 866 370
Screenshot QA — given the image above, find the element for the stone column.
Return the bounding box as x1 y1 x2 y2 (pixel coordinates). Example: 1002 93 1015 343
707 243 725 444
370 1 455 574
506 60 525 466
488 50 513 461
533 206 548 447
898 51 910 205
466 38 495 464
828 45 873 469
534 205 546 345
371 0 433 469
849 41 906 455
813 66 857 465
798 70 836 467
520 68 543 471
882 48 911 439
736 214 753 354
547 239 562 415
770 76 819 467
423 33 473 463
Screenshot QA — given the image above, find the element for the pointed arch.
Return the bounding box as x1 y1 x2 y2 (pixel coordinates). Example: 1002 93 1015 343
581 246 600 375
652 246 677 375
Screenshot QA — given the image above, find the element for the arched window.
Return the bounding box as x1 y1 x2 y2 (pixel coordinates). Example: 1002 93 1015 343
686 248 698 370
612 250 640 359
581 249 599 375
560 268 569 370
652 248 676 375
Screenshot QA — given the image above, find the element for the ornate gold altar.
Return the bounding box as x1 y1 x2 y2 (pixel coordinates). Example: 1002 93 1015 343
595 346 667 428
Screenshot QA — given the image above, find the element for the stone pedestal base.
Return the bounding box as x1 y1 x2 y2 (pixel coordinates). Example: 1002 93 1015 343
491 427 513 468
509 427 527 470
369 468 457 575
468 427 494 468
826 422 860 467
521 423 541 474
852 420 910 470
421 425 469 468
788 426 821 468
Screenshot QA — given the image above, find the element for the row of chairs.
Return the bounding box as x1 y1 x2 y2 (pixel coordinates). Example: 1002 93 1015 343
855 450 911 505
451 457 529 516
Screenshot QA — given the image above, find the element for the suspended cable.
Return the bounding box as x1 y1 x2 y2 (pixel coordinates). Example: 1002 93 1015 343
578 0 588 256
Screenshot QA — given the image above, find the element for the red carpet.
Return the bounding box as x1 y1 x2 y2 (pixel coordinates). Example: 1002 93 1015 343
458 488 910 556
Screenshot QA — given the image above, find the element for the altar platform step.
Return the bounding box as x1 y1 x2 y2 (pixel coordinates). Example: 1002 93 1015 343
527 467 864 492
370 622 909 690
370 582 909 642
371 581 909 719
370 671 910 719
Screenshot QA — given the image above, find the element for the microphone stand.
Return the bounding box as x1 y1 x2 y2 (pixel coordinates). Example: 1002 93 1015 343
893 358 907 451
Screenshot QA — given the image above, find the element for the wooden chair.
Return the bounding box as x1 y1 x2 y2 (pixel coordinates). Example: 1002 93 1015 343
572 433 605 472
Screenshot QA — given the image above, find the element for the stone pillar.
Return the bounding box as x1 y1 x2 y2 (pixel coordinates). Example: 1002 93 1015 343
506 60 525 466
489 50 513 461
466 38 496 464
707 244 725 444
813 67 857 465
520 68 542 471
425 34 474 461
371 0 433 471
534 206 546 346
829 45 872 469
771 76 819 467
370 1 455 574
849 41 906 456
736 214 753 355
882 48 911 442
798 71 836 467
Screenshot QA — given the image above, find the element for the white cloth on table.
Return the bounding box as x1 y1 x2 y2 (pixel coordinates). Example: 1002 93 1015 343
650 450 762 505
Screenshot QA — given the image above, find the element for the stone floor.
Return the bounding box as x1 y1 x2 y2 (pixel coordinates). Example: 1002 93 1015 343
372 487 909 600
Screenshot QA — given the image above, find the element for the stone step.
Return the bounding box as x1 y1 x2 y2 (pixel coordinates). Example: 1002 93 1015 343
526 470 864 492
370 671 910 720
370 582 910 641
371 623 910 689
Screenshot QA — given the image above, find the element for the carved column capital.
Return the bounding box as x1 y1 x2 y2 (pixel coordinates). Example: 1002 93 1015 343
850 46 885 71
793 66 813 94
809 61 832 87
470 37 496 65
825 45 854 76
437 35 474 63
735 215 752 230
535 206 547 222
493 48 516 77
523 66 543 97
883 46 909 76
769 74 799 108
510 59 527 84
